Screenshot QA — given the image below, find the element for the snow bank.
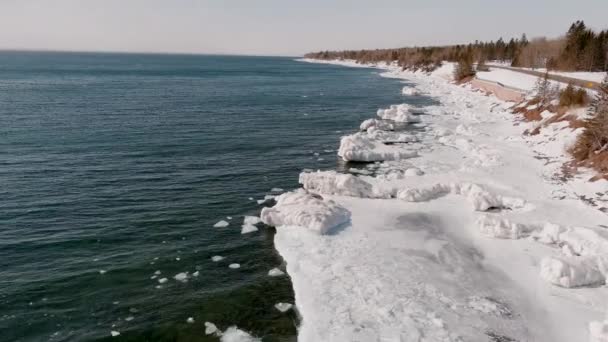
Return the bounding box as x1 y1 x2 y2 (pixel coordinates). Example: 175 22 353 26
338 133 417 162
589 320 608 342
377 104 421 123
260 190 351 235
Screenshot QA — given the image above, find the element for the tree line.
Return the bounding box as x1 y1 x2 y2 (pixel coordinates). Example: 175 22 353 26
305 21 608 73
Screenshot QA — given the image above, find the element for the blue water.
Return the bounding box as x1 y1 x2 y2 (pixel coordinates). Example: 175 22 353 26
0 52 424 341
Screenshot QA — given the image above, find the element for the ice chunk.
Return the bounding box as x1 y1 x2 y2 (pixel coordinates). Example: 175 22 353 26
299 170 377 198
211 255 224 262
192 271 200 277
402 86 421 96
338 133 417 162
186 317 194 324
158 277 168 284
476 215 532 239
205 322 219 336
221 326 261 342
540 256 605 288
99 270 107 275
229 263 240 269
268 268 285 277
271 188 284 193
214 220 229 228
559 227 608 257
453 183 526 211
243 216 262 225
241 224 258 234
125 316 134 321
154 270 161 275
260 189 351 235
173 272 188 282
533 223 566 245
377 104 421 123
274 303 293 312
110 331 120 337
360 118 395 131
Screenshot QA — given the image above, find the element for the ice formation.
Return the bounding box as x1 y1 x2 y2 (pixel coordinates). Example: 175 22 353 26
260 189 351 235
220 326 261 342
402 86 421 96
274 303 293 313
338 133 417 162
211 255 225 262
376 104 421 123
299 170 377 198
268 268 285 277
214 220 230 228
241 224 258 234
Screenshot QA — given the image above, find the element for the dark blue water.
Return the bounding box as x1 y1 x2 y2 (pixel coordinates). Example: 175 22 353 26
0 52 418 341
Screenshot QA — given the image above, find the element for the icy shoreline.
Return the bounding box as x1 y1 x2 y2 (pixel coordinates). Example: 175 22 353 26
265 58 608 341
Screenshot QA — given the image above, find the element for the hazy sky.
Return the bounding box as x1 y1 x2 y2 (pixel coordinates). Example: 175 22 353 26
1 0 607 56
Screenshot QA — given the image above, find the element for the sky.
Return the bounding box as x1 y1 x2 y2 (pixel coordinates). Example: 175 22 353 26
0 0 607 56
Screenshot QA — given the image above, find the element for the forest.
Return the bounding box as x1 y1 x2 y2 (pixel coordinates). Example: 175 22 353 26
305 21 608 73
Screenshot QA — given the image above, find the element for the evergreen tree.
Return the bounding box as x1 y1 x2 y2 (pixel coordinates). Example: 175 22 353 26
454 52 476 81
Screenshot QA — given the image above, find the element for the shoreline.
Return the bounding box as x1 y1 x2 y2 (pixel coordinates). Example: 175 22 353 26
265 58 608 341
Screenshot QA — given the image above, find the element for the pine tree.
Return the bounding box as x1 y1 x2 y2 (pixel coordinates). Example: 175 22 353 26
534 72 551 104
454 52 475 81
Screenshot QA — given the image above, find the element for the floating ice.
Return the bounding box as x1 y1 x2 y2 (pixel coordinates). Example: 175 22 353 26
110 331 120 337
186 317 194 324
268 268 285 277
338 133 417 162
221 326 261 342
540 256 605 288
154 270 161 275
125 316 134 322
229 263 240 269
99 270 107 275
158 278 168 284
260 189 351 235
243 216 262 225
271 188 284 193
214 220 230 228
241 224 258 234
173 272 188 282
211 256 224 262
192 271 200 277
377 104 421 123
274 303 293 313
205 322 219 336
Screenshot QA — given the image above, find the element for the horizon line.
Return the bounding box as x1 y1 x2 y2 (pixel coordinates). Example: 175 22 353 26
0 48 302 58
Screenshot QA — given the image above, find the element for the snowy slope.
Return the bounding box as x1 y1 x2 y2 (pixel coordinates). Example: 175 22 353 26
273 59 608 342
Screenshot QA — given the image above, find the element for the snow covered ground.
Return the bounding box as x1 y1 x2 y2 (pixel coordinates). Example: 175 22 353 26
268 58 608 341
487 62 607 84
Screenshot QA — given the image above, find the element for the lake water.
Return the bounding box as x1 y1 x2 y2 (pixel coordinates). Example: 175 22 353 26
0 52 423 341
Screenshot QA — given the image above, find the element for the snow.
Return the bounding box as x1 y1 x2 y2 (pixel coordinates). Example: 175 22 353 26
274 303 293 313
214 220 230 228
268 268 285 277
286 58 608 342
220 326 261 342
260 189 351 235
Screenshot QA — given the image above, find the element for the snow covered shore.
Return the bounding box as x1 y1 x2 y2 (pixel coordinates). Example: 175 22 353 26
265 58 608 341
